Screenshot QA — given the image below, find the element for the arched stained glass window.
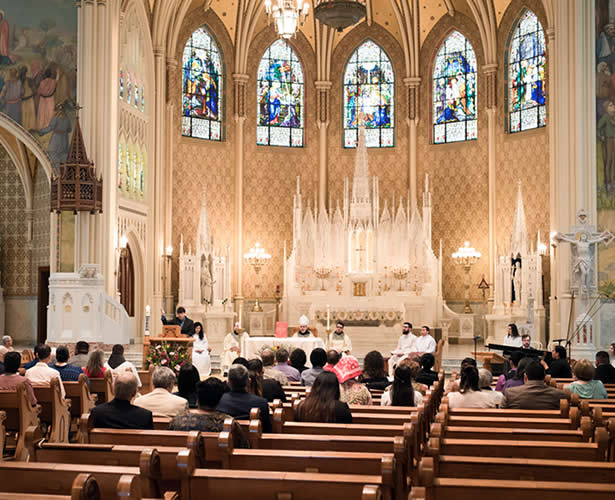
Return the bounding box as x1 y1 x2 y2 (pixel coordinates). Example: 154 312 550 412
182 26 223 141
257 40 304 147
508 10 546 133
343 40 394 148
433 31 477 144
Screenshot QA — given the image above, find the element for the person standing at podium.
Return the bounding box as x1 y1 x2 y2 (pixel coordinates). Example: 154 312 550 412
161 306 195 336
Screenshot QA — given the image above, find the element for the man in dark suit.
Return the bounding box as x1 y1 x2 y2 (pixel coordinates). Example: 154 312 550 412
90 372 154 429
247 358 286 403
501 360 567 410
540 345 572 379
595 351 615 384
217 364 272 432
161 306 195 335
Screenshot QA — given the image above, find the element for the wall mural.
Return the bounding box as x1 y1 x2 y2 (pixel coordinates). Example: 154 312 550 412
0 1 77 169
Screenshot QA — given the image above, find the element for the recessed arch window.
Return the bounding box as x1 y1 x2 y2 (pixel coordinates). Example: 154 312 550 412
182 26 223 141
507 10 546 133
257 40 304 147
432 31 477 144
343 40 394 148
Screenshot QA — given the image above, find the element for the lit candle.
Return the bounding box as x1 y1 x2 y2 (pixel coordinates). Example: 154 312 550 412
326 304 330 330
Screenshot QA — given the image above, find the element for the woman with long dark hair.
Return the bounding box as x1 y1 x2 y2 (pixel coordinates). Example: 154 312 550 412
104 344 141 388
191 322 211 378
360 350 391 390
174 363 201 408
380 365 420 406
503 323 522 347
295 371 352 423
447 365 501 409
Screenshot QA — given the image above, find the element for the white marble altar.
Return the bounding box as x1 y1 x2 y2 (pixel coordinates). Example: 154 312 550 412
244 336 326 361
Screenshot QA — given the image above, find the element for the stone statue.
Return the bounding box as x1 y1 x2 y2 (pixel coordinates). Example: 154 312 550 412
511 257 522 304
200 254 214 304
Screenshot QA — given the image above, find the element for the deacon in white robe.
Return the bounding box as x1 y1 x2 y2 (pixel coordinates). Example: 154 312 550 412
414 325 437 354
222 322 249 374
293 315 315 338
389 322 418 377
328 321 352 356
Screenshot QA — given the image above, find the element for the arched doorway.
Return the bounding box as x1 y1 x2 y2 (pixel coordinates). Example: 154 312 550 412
118 244 135 317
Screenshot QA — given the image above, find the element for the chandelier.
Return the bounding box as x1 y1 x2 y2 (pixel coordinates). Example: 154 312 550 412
265 0 309 39
313 0 366 32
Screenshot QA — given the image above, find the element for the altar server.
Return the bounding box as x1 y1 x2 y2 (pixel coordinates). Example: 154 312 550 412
414 325 436 354
328 321 352 356
222 323 249 375
389 322 418 377
293 315 315 338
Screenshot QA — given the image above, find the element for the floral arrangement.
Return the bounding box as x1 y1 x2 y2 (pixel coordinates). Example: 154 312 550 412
146 340 190 373
257 343 296 358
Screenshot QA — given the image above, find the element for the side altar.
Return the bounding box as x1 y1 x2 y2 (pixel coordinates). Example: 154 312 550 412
282 130 458 355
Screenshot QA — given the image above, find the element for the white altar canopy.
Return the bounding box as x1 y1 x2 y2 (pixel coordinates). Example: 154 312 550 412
244 336 326 361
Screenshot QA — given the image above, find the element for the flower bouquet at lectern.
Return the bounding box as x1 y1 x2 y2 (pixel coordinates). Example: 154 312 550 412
146 340 190 372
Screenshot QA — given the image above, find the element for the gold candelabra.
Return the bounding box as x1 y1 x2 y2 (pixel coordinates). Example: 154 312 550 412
244 242 271 312
314 266 332 291
452 241 481 313
391 265 410 291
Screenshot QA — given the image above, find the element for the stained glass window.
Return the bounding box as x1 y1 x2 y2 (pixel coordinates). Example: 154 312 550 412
432 31 477 144
126 73 132 104
119 69 124 100
134 84 139 108
257 40 304 147
141 86 145 112
343 40 394 148
182 26 222 141
118 143 123 190
125 145 131 193
508 10 546 133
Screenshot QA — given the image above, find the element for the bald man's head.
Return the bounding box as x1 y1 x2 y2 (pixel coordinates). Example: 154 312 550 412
261 348 275 367
114 372 139 401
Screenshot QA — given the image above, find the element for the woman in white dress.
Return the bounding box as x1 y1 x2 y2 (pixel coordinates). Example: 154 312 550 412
503 323 523 348
192 322 211 378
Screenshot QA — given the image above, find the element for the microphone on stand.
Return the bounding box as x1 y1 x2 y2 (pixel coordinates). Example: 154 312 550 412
473 336 481 360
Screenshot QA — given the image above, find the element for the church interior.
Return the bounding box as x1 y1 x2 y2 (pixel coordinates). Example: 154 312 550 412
0 0 614 497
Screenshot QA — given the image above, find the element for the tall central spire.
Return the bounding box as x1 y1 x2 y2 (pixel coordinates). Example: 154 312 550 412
510 181 527 257
350 127 372 224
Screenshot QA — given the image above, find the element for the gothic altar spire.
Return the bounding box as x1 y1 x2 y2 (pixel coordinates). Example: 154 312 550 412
196 188 212 255
349 127 373 225
510 180 527 258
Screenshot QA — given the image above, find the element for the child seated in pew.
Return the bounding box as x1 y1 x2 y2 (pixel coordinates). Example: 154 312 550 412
295 371 352 423
447 366 502 409
169 377 250 448
380 365 422 407
565 359 608 399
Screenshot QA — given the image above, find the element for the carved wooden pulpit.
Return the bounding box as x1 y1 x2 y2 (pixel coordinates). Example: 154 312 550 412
143 325 194 368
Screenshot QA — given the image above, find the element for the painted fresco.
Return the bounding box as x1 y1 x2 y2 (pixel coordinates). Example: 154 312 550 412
0 1 77 169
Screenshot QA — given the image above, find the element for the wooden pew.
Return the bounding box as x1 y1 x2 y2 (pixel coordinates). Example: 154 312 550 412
440 397 573 418
435 410 580 431
176 448 384 500
0 473 99 500
0 382 40 460
137 366 154 395
0 462 151 499
31 377 71 443
88 370 113 405
425 427 609 461
63 374 96 419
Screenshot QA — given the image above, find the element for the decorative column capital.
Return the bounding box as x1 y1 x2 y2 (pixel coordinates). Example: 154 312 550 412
315 80 332 125
546 27 555 42
153 46 165 59
315 80 332 91
232 73 249 118
404 77 421 120
482 64 497 110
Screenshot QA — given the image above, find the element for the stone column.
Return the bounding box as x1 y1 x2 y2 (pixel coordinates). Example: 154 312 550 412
548 1 596 342
483 64 497 296
404 77 420 208
315 80 331 208
233 73 249 325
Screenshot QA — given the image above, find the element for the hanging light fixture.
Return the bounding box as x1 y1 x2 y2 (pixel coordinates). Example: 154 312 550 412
313 0 366 32
265 0 309 39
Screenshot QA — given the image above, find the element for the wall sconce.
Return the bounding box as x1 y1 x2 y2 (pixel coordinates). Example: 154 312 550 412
164 245 173 262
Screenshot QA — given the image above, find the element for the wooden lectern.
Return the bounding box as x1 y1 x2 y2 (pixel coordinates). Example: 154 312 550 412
474 351 508 372
143 325 194 368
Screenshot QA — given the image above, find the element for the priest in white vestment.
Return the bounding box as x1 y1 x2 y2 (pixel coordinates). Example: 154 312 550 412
328 321 352 356
292 315 315 338
414 325 437 354
222 322 249 375
389 322 418 377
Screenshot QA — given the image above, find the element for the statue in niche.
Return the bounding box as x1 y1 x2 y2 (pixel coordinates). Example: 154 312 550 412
511 255 521 304
200 254 214 305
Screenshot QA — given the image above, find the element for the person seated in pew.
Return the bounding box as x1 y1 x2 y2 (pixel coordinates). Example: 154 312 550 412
105 344 141 388
501 360 567 410
25 344 66 398
68 341 89 368
50 345 85 382
134 366 188 417
494 351 525 391
169 377 250 448
359 350 391 390
444 357 477 393
248 358 286 402
381 365 422 407
501 357 532 392
0 351 36 405
389 322 418 377
323 350 341 372
90 372 153 429
595 351 615 384
274 349 301 382
261 349 288 385
83 349 107 379
217 364 272 432
295 371 352 424
447 366 501 409
0 335 14 362
478 368 505 406
398 358 427 396
23 344 43 370
564 359 608 399
540 345 572 379
290 348 308 374
174 363 201 408
301 348 326 387
333 356 372 405
415 353 439 388
292 315 315 338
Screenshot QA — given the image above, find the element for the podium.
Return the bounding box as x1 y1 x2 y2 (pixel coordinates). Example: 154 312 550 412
474 351 508 372
143 325 194 368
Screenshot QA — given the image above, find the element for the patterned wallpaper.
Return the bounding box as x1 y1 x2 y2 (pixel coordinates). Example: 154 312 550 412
32 164 51 289
171 0 550 302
